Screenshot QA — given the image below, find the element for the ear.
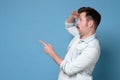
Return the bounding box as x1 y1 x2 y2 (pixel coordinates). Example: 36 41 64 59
88 20 94 28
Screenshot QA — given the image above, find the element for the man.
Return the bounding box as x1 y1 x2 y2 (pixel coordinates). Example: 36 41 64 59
39 7 101 80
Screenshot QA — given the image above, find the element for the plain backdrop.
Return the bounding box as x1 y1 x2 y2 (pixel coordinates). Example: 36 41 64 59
0 0 120 80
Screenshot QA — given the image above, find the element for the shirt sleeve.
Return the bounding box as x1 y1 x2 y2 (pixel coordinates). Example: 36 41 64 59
60 47 100 76
65 21 79 36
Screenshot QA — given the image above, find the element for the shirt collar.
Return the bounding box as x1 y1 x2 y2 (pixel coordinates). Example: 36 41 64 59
79 33 96 44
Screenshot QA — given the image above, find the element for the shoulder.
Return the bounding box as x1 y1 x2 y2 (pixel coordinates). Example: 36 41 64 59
87 38 100 49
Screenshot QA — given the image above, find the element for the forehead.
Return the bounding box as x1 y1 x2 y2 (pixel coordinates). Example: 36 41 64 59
79 12 86 18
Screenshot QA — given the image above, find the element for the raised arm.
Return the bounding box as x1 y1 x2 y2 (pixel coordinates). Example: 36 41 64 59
65 11 79 36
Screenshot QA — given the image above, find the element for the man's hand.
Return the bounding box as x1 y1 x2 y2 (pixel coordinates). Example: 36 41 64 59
71 11 79 19
39 40 55 57
66 11 79 23
39 40 63 66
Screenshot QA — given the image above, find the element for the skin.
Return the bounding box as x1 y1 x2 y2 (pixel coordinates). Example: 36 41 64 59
39 11 96 66
39 40 62 66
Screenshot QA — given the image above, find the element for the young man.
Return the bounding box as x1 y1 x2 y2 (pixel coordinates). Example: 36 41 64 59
40 7 101 80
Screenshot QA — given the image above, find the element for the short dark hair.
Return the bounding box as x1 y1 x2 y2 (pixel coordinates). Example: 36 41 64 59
78 7 101 29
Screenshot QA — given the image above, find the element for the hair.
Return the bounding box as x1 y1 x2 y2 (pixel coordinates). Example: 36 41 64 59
78 7 101 29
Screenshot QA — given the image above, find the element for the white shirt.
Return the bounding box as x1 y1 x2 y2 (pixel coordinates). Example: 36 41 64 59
58 22 100 80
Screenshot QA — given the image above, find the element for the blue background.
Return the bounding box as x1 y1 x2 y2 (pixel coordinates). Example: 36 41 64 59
0 0 120 80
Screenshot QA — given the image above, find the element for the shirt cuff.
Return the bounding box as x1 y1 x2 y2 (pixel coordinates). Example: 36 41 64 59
60 60 67 70
65 21 75 28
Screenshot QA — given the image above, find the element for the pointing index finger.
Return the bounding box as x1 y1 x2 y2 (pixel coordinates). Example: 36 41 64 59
39 40 47 46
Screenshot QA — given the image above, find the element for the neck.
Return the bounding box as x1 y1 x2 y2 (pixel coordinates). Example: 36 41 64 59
80 30 95 39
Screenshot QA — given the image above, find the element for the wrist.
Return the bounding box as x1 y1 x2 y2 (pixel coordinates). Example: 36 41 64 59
49 50 56 58
67 15 75 23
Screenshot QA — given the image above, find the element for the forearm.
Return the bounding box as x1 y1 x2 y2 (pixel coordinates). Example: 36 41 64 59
50 51 63 66
60 48 100 76
66 15 75 23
